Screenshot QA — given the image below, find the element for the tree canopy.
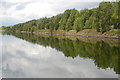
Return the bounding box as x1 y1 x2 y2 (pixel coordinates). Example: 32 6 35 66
3 2 120 33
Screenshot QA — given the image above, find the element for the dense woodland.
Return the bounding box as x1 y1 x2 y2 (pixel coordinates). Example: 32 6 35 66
3 2 120 33
3 32 120 74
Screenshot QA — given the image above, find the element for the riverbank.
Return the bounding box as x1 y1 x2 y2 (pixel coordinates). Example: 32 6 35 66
3 30 119 47
9 29 120 39
2 29 120 47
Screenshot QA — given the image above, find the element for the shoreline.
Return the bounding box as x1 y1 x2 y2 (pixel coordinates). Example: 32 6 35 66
2 30 120 46
6 29 120 40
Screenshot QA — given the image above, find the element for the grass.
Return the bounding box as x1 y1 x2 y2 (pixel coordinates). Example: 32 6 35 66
77 29 102 35
33 32 119 47
35 29 119 37
103 29 120 36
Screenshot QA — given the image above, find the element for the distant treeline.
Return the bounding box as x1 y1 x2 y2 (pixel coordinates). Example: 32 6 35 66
3 2 120 33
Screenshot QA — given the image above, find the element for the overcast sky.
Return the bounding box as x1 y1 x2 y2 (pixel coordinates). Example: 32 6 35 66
0 0 114 26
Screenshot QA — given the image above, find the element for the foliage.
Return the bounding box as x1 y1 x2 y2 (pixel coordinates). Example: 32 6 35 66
5 32 120 74
3 2 120 33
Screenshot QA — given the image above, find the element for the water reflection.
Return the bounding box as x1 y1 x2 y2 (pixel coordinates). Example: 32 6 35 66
0 34 2 79
1 33 120 78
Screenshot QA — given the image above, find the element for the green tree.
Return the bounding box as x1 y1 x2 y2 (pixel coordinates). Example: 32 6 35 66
95 2 113 33
59 9 71 30
66 9 79 31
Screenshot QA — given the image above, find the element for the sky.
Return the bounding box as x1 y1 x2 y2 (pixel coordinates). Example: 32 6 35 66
0 0 115 27
1 34 118 78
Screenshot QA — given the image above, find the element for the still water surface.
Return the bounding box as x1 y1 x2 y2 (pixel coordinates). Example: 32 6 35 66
1 33 119 78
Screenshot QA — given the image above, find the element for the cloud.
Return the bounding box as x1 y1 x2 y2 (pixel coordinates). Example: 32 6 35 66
50 2 100 15
15 2 31 10
1 0 31 3
0 16 24 26
0 2 17 9
0 0 115 26
1 34 118 78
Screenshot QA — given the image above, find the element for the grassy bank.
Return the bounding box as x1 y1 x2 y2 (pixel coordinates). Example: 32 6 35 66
35 29 120 39
3 30 119 47
3 29 120 39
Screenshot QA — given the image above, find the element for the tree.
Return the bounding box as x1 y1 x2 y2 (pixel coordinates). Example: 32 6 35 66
66 9 79 31
95 2 113 33
3 2 119 33
59 9 71 30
